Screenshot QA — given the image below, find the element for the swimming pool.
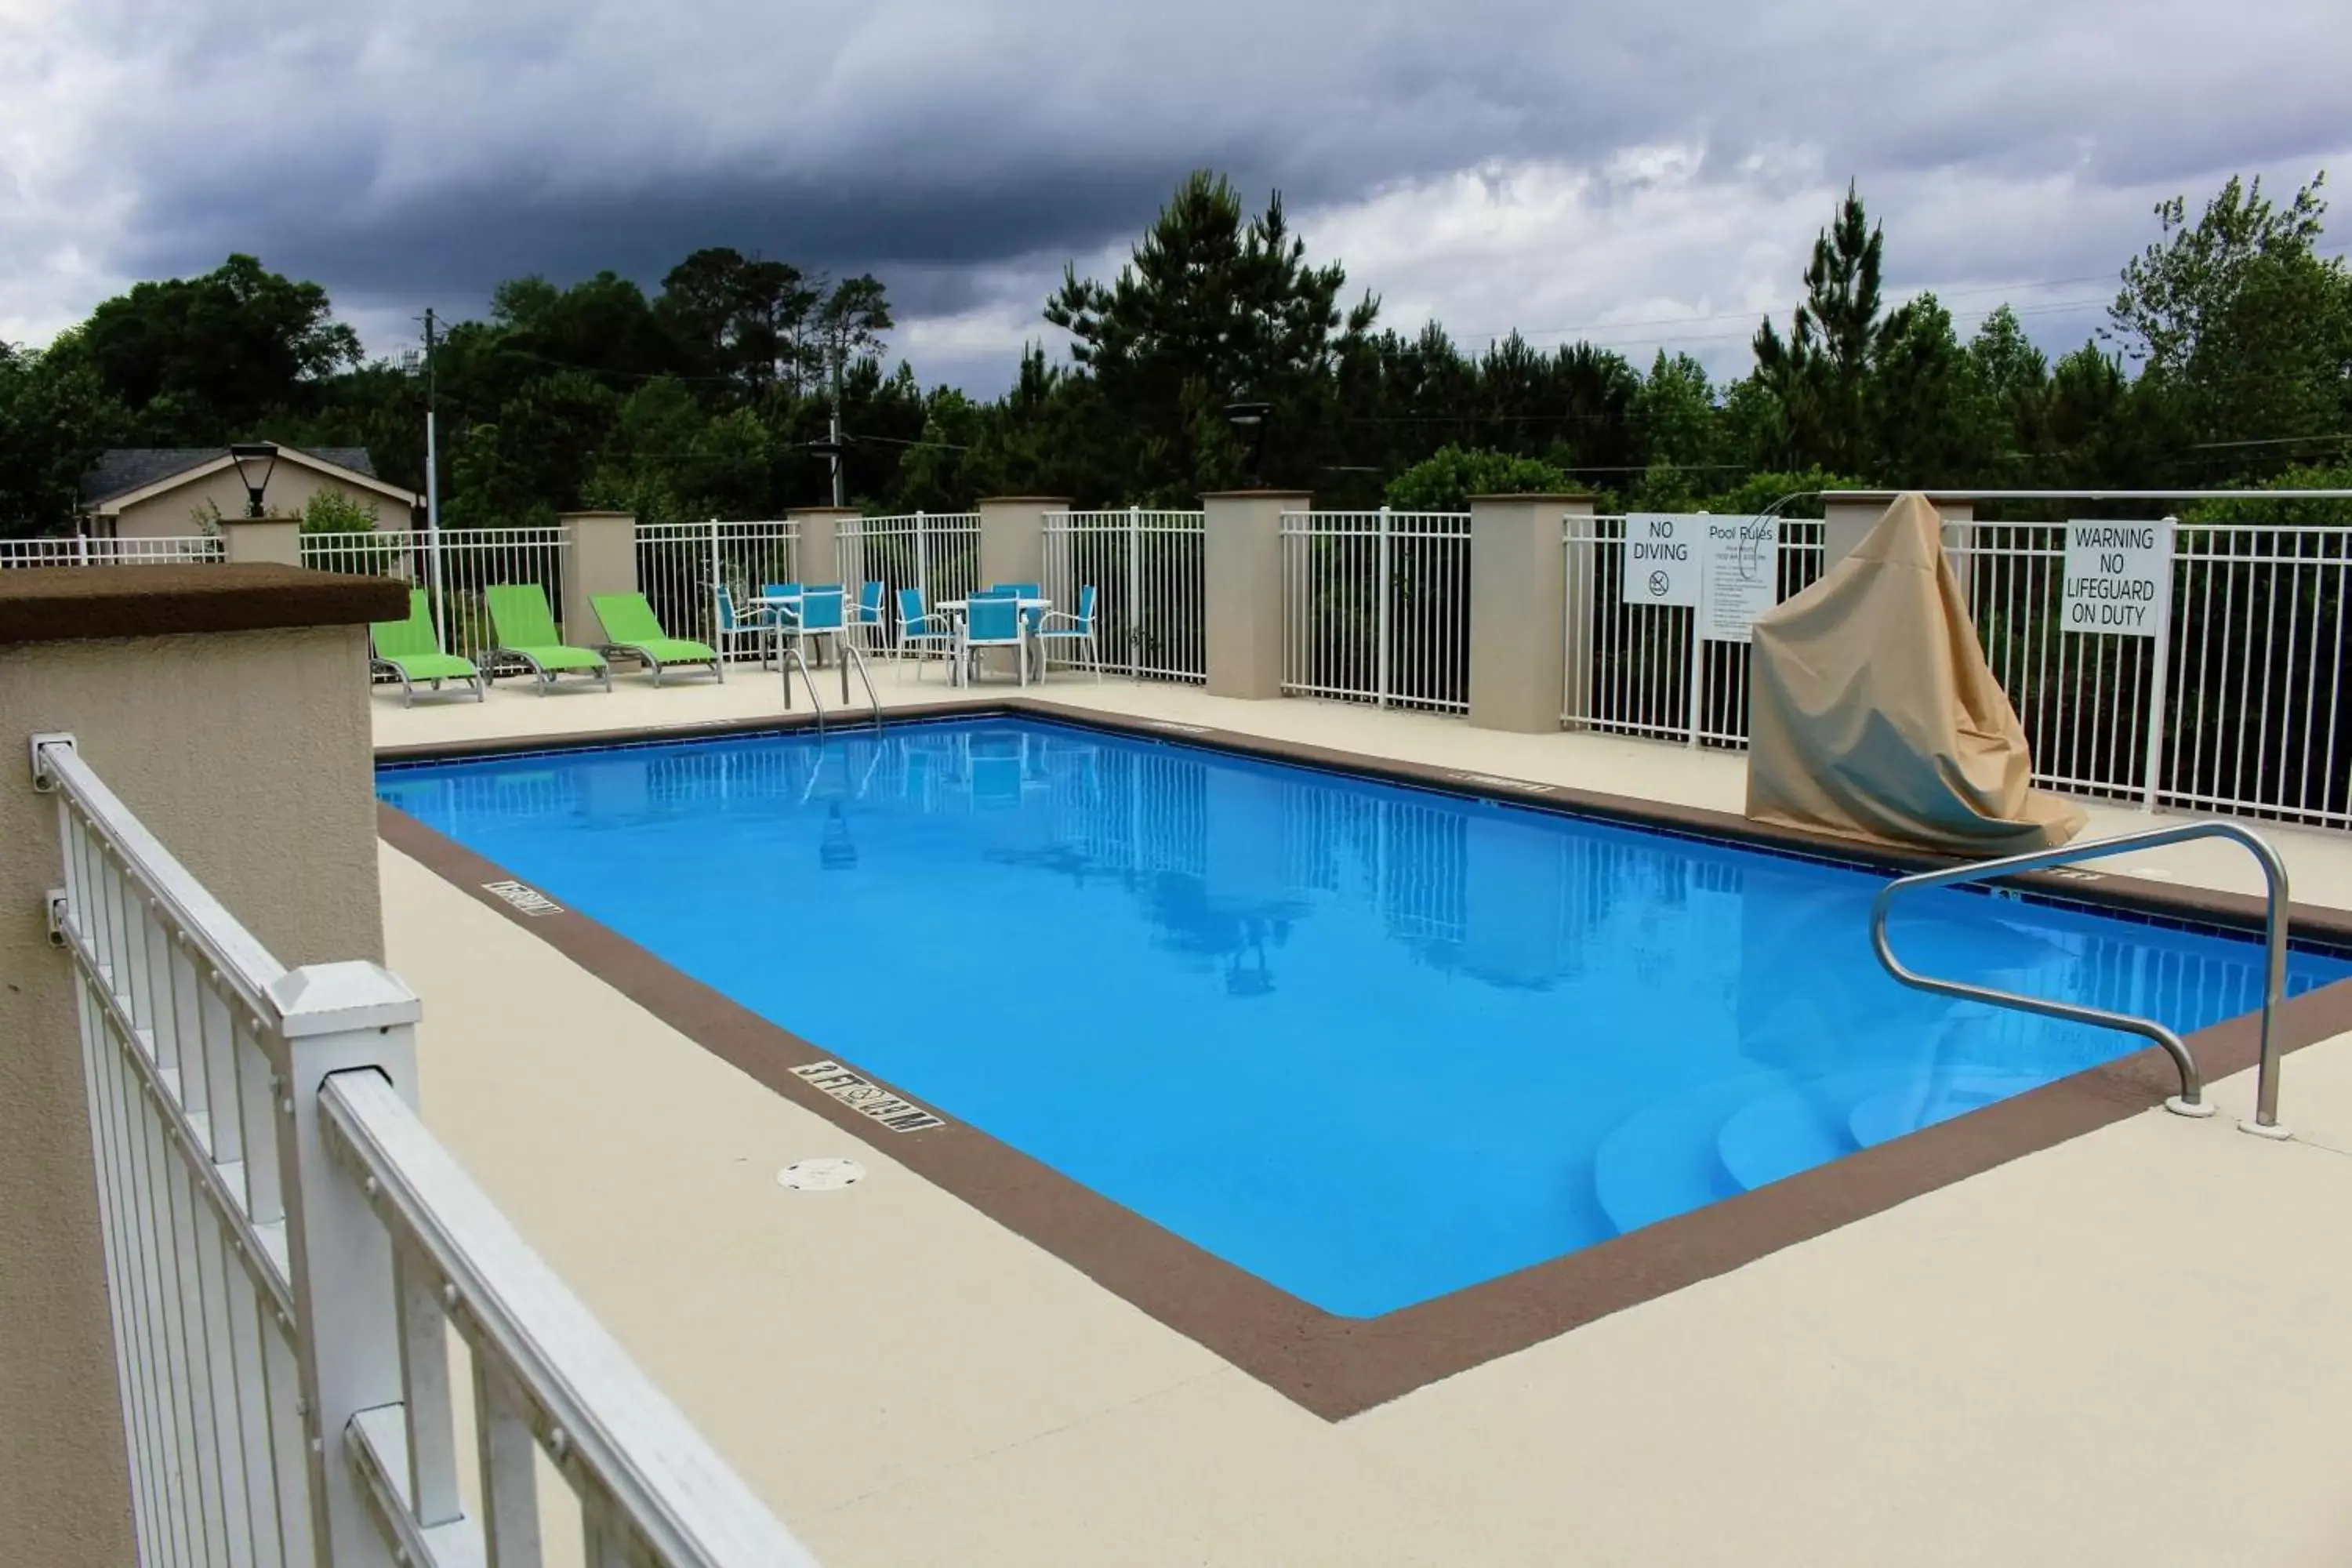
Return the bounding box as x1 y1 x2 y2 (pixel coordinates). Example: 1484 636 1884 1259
379 717 2352 1318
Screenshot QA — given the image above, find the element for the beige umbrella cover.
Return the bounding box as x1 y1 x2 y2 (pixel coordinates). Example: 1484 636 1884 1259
1745 492 2086 855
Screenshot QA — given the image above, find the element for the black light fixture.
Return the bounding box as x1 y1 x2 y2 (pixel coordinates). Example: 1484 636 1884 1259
1223 401 1272 489
227 442 279 517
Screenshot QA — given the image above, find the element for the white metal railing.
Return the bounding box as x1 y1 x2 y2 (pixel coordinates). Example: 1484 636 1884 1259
33 733 818 1567
634 519 800 656
834 513 982 644
1 534 227 568
1043 508 1206 681
301 528 570 662
1280 509 1471 713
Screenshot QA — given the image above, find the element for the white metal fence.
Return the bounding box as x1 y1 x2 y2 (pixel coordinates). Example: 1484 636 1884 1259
301 528 571 662
34 732 818 1566
633 519 800 655
1 535 226 568
1280 510 1472 712
834 513 982 643
1043 508 1206 681
1563 515 1829 747
1563 511 2352 830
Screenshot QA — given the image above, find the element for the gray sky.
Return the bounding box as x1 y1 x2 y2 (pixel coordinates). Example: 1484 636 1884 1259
5 0 2347 394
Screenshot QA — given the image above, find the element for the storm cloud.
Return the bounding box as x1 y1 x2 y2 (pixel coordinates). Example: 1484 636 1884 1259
5 0 2347 390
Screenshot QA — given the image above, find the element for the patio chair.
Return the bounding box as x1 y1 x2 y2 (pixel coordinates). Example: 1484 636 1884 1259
848 580 886 650
1033 585 1102 680
590 592 724 686
763 581 804 664
989 582 1047 635
895 586 956 677
960 590 1029 687
712 584 772 666
370 588 483 705
483 583 612 695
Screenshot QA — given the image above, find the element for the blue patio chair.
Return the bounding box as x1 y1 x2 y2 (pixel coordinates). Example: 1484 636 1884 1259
849 580 886 650
895 586 956 678
713 584 772 666
1033 584 1102 680
762 581 804 662
960 590 1029 687
989 583 1046 634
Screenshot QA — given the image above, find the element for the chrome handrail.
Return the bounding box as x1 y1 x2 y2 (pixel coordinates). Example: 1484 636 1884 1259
1868 821 2292 1138
779 643 827 739
839 640 884 731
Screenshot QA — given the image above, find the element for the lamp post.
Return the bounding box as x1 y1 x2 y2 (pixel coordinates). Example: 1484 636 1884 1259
1222 401 1271 489
227 442 279 517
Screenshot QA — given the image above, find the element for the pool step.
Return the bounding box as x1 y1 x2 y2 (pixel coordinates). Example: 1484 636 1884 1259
1847 1067 2053 1148
1714 1083 1860 1192
1592 1072 1789 1238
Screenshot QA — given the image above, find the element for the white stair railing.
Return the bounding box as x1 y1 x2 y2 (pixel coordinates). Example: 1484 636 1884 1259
34 732 819 1567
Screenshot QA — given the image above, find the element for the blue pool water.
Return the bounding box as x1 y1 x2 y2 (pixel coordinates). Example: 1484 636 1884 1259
379 717 2352 1317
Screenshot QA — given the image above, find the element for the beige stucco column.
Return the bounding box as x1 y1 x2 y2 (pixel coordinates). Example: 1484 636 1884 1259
557 510 637 642
787 505 861 586
1202 489 1310 700
220 515 302 566
1468 492 1592 733
0 564 401 1568
976 496 1068 590
1821 492 1976 588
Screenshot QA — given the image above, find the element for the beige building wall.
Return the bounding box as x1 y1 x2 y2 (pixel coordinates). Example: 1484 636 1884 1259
1203 490 1310 700
0 619 387 1567
107 463 418 541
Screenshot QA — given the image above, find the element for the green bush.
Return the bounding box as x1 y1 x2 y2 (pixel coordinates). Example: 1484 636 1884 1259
1382 446 1570 512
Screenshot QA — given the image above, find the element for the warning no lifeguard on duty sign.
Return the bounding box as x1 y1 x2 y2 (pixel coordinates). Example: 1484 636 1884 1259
2061 519 2172 638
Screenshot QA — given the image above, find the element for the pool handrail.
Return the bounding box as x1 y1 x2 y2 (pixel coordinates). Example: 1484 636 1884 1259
1868 820 2292 1137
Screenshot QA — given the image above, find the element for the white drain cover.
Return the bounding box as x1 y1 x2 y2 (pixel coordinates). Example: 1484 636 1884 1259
777 1158 866 1192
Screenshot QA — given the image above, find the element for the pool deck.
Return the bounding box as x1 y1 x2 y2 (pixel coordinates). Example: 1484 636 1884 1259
376 663 2352 1566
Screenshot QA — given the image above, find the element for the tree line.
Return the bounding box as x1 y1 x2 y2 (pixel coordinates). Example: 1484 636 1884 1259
2 167 2346 537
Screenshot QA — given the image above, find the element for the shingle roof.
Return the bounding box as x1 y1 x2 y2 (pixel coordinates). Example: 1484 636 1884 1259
78 446 380 506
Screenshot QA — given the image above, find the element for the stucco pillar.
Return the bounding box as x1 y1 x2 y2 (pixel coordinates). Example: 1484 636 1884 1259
558 510 637 642
976 496 1066 590
0 564 401 1568
787 505 860 586
1203 489 1310 700
1821 492 1976 590
1469 493 1591 733
220 516 302 566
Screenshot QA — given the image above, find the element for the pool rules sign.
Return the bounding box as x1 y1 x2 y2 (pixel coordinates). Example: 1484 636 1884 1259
2062 519 2172 637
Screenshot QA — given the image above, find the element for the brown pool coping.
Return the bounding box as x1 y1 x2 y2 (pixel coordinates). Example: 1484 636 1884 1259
375 703 2352 1420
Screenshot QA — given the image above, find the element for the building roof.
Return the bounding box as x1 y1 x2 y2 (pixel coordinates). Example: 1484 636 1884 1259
79 446 383 507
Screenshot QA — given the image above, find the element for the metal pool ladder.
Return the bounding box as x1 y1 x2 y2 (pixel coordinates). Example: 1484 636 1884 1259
1869 821 2292 1138
779 639 885 738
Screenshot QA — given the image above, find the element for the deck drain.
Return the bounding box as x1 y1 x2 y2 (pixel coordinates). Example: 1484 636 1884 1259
778 1158 866 1192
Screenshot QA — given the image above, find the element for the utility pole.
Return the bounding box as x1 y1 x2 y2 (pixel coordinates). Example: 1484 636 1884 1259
422 308 448 652
828 334 846 508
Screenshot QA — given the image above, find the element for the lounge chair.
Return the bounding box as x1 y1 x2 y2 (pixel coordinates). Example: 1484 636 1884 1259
369 588 483 705
590 592 724 686
483 583 611 695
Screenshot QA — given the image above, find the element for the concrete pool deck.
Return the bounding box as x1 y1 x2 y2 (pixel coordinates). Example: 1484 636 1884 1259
376 666 2352 1565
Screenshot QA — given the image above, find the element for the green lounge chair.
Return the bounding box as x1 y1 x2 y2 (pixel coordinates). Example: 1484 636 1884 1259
590 591 725 686
369 588 483 706
483 583 611 694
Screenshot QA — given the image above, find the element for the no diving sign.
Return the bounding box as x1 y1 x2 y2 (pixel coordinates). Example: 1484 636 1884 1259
2062 520 2171 637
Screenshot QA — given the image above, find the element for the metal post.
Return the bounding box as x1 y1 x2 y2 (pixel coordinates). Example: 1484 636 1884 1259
2141 516 2178 813
1127 505 1142 677
706 517 722 647
914 509 928 603
1375 506 1393 708
270 960 423 1568
423 309 448 655
1686 608 1704 749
